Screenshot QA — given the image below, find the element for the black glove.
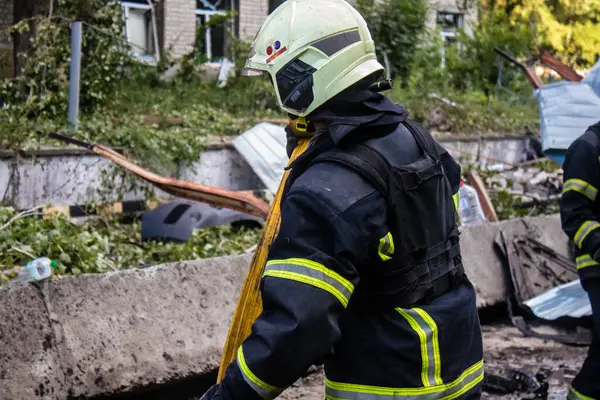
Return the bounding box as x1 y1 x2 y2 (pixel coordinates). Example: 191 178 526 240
199 384 221 400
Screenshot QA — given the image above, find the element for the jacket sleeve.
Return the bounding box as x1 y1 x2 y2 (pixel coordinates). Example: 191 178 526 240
216 187 370 399
560 139 600 260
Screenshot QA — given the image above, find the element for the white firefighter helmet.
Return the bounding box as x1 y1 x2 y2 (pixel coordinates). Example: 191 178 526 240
242 0 384 117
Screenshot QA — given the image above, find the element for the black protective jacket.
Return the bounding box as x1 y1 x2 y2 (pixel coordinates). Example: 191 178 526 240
561 122 600 281
203 88 483 400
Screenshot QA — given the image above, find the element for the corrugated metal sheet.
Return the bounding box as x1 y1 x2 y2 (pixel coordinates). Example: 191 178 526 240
583 59 600 98
537 81 600 166
232 123 288 196
523 279 592 320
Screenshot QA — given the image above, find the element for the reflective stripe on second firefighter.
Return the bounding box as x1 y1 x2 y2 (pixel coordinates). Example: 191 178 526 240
378 232 395 262
563 179 599 201
568 385 596 400
325 360 484 400
264 258 355 307
396 308 443 387
237 346 283 399
575 221 600 249
576 254 600 270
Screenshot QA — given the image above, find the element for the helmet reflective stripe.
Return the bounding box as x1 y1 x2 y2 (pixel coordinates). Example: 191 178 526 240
242 0 384 117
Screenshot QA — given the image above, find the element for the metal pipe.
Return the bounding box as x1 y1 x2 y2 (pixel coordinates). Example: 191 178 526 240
67 20 82 132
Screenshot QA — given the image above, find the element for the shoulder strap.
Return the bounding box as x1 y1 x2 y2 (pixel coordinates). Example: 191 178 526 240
583 125 600 149
309 144 390 196
402 119 441 159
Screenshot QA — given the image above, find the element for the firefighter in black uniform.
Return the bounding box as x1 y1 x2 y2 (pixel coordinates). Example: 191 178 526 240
560 121 600 400
201 1 484 399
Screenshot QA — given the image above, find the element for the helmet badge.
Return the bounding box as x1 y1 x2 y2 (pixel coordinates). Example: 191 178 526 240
266 40 287 63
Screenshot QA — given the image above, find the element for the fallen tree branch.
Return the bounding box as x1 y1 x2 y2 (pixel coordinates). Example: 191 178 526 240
0 206 44 233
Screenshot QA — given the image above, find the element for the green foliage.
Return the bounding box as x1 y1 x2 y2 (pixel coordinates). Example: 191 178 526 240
0 206 261 280
482 0 600 68
356 0 429 80
445 6 536 92
0 0 131 118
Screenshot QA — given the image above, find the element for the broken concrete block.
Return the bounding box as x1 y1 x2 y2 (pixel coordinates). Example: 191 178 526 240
460 214 569 308
0 254 252 399
0 283 67 400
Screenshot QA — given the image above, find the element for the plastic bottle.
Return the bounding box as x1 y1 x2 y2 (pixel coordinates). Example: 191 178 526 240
457 182 488 227
11 258 58 285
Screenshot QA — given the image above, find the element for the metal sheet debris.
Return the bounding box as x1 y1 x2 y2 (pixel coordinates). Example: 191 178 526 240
537 81 600 166
523 279 592 320
583 59 600 98
232 123 288 196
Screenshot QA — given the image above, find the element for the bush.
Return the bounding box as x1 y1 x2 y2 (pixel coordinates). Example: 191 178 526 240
445 6 536 94
356 0 429 81
1 0 131 118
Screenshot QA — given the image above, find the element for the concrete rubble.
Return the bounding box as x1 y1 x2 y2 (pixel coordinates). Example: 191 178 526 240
0 215 575 399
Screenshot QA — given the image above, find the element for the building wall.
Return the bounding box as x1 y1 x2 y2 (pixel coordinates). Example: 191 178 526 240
426 0 477 35
0 0 14 77
163 0 196 58
238 0 269 41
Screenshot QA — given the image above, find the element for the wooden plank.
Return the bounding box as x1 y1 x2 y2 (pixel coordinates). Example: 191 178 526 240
467 171 499 222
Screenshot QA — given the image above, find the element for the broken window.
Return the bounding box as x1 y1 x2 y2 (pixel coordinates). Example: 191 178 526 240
436 12 463 68
121 1 157 63
196 0 235 61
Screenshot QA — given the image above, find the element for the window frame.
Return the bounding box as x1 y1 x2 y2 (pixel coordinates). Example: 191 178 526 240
120 1 158 64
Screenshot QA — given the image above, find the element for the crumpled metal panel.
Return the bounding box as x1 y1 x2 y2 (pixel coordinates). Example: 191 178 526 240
523 279 592 320
232 123 288 196
583 59 600 98
537 81 600 166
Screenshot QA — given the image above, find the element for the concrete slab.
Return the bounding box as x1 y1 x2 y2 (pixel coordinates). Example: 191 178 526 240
0 283 67 400
0 254 252 399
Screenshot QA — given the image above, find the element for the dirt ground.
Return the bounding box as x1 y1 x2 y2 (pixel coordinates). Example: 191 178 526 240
280 324 589 400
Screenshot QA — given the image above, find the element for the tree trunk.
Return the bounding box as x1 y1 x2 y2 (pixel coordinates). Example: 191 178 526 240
12 0 56 76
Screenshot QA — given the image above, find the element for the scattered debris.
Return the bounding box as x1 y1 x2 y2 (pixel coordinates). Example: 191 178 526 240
232 122 288 196
48 132 270 218
142 200 264 243
467 171 499 222
523 279 592 320
484 368 549 398
494 225 592 346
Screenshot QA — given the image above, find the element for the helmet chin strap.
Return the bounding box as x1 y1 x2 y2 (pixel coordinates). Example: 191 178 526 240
288 114 317 137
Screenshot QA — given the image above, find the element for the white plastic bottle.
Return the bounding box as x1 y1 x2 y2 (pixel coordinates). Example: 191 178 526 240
458 182 488 227
11 258 58 285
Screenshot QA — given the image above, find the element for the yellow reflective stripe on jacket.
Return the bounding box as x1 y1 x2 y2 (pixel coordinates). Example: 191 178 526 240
264 258 354 307
563 179 598 201
378 232 395 262
576 254 599 270
452 192 459 212
568 385 596 400
574 221 600 249
325 360 484 400
396 308 443 387
237 346 283 399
